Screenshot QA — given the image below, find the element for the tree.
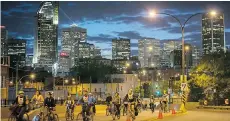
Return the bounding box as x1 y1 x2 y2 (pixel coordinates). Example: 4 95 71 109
70 58 117 83
189 51 230 104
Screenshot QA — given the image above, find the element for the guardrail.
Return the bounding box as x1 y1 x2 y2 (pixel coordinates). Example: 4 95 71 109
197 106 230 110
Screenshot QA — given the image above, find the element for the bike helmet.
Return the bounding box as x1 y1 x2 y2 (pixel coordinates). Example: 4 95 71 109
18 90 24 94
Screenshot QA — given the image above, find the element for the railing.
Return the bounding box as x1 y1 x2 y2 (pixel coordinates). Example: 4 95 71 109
197 106 230 110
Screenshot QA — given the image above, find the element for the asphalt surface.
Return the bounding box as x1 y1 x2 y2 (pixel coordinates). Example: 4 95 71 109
2 105 230 121
158 110 230 121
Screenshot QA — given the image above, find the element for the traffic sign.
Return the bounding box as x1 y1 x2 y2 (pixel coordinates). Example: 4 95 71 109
181 83 187 91
168 88 172 94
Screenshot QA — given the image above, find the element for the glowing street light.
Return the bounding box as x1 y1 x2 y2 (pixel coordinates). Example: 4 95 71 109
185 46 190 51
30 74 35 79
210 11 216 16
149 10 157 18
72 78 75 81
65 79 69 83
126 63 130 67
123 70 127 74
72 81 76 85
148 46 153 51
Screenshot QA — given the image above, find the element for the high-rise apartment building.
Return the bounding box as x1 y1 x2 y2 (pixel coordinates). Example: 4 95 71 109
112 38 130 60
1 26 8 56
62 24 87 67
202 12 225 55
138 38 160 68
7 39 26 68
26 55 33 67
161 40 181 67
33 1 59 71
192 45 201 66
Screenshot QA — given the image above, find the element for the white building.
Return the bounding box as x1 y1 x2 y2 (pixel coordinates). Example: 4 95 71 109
138 38 160 68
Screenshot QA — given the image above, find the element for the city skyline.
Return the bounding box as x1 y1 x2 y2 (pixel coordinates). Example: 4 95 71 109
2 1 230 59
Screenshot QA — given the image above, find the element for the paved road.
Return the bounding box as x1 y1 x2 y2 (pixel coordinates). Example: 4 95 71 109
158 110 230 121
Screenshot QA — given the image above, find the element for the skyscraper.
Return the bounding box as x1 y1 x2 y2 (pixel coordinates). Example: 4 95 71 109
202 12 225 55
192 45 201 66
1 26 8 56
112 38 131 60
138 38 160 68
33 1 59 71
161 40 181 67
7 38 26 68
62 24 87 67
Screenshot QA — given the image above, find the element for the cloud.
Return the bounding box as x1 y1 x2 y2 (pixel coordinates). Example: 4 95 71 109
88 34 114 43
114 31 143 40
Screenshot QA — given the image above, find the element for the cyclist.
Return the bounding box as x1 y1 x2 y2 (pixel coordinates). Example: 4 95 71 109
64 93 75 113
124 89 138 117
11 90 27 120
149 95 155 112
89 93 96 114
123 96 128 116
106 93 112 113
44 92 56 114
112 92 121 116
31 91 44 108
77 90 94 121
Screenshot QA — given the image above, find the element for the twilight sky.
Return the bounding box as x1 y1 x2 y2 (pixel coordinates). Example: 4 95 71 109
1 1 230 59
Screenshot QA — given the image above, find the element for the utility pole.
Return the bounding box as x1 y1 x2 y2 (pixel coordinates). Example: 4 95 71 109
15 58 19 95
90 76 92 93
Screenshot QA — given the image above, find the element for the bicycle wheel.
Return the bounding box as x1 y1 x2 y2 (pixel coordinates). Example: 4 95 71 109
106 108 110 116
54 114 59 121
65 112 69 121
76 113 82 121
71 112 74 120
23 113 29 121
89 112 94 121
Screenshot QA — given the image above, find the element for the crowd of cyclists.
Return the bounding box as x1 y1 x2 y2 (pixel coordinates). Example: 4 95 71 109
9 88 165 121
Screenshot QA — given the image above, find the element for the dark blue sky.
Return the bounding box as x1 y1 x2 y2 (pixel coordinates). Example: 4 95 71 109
1 1 230 59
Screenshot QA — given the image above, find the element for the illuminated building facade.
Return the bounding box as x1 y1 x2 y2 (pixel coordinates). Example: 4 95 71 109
138 38 160 68
112 38 130 60
202 13 225 55
33 1 59 72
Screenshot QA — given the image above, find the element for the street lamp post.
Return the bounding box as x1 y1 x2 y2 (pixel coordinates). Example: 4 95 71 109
149 11 216 110
16 74 35 95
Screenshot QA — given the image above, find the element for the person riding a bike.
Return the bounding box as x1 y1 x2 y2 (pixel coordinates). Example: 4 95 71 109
44 92 56 114
77 90 94 120
149 95 155 112
112 92 121 116
89 93 96 114
11 90 27 120
124 89 138 116
106 93 113 113
64 93 75 113
31 91 44 107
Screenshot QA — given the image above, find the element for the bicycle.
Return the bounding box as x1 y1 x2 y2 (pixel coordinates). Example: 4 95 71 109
150 103 155 113
111 103 120 120
8 105 29 121
127 103 136 121
43 107 59 121
123 102 128 116
65 104 74 120
32 108 45 121
76 104 94 121
106 103 112 116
